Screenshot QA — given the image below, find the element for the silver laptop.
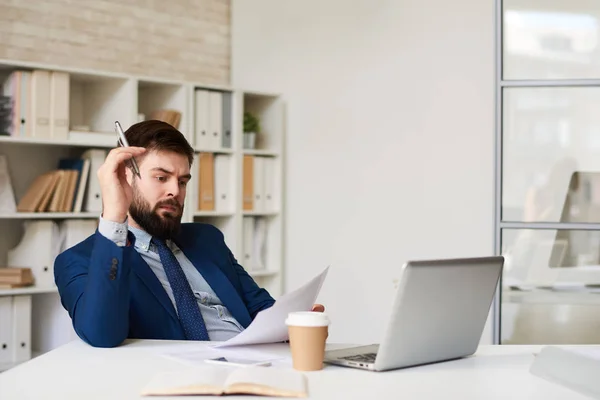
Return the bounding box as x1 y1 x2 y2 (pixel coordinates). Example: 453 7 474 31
324 256 504 372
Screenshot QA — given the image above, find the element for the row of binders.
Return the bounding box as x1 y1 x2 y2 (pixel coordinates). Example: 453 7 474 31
194 89 232 150
0 295 31 366
0 219 97 367
1 68 184 141
14 149 106 213
243 155 278 213
1 69 69 139
197 153 233 211
195 154 278 213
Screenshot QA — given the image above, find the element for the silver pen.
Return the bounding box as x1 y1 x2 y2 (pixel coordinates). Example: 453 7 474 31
114 121 141 179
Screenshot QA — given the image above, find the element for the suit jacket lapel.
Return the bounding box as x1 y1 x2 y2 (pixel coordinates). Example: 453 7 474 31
127 246 179 322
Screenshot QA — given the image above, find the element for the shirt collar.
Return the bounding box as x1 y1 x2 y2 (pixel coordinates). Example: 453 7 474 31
128 225 153 252
127 225 180 254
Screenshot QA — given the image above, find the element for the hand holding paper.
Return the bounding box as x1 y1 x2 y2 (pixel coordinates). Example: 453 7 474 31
214 266 330 348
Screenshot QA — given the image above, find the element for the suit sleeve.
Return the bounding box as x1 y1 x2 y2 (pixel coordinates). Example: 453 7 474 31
54 219 133 348
226 248 275 319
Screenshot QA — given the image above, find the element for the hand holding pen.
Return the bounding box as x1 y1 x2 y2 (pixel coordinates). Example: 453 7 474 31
115 121 142 179
95 121 146 223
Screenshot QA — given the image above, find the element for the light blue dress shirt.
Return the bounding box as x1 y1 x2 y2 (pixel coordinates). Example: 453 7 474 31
98 217 244 341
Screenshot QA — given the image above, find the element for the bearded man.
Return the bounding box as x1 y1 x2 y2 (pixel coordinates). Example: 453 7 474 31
54 120 307 347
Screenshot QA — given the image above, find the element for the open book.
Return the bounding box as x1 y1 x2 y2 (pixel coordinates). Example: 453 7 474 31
141 366 307 398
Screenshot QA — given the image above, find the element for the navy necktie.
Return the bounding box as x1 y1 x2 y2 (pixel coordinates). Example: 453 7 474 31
153 238 210 341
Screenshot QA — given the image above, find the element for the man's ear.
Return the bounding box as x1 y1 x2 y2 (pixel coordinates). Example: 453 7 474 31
125 167 133 185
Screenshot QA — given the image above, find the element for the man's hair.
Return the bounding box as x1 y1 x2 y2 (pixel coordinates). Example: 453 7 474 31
124 120 194 166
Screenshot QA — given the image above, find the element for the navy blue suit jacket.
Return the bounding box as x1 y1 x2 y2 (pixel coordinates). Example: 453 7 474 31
54 223 275 348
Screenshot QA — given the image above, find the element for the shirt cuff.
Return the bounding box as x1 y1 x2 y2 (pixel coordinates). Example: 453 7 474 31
98 216 128 247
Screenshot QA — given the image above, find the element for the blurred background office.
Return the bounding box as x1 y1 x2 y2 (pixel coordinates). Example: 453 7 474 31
1 0 600 372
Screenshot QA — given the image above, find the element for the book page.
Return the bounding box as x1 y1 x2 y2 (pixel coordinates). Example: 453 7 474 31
224 367 307 398
140 367 230 396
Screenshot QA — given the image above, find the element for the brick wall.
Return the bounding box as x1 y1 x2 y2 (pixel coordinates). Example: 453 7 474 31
0 0 230 85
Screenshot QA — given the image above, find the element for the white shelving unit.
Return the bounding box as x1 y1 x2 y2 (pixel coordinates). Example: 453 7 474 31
0 58 285 371
187 86 285 300
0 212 99 219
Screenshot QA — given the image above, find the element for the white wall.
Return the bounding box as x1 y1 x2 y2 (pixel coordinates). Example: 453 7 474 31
232 0 496 345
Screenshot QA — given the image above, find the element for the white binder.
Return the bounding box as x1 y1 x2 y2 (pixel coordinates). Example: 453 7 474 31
194 90 210 150
81 149 107 212
49 71 69 140
11 295 32 363
221 93 232 148
253 156 265 213
214 155 232 212
18 71 32 137
242 217 255 270
208 91 223 150
0 297 13 365
264 157 277 212
8 220 60 288
253 218 267 270
30 70 51 139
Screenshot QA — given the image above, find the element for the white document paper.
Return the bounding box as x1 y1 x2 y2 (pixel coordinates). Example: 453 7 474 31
162 347 285 366
214 266 330 348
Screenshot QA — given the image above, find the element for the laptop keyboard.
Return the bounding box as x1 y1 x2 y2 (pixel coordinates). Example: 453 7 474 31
339 353 377 363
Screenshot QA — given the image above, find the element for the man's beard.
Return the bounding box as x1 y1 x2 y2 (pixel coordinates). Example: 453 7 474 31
129 185 184 241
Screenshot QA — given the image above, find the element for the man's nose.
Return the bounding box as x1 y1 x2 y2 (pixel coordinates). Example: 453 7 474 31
166 180 180 197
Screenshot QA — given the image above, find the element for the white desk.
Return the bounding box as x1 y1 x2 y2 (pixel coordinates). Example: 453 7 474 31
0 339 590 399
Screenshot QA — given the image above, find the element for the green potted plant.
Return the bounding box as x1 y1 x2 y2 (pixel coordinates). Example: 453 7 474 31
243 112 260 149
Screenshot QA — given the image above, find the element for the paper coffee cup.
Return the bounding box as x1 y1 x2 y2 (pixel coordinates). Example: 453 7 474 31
285 312 330 371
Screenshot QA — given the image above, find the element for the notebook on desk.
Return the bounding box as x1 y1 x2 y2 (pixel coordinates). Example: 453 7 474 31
141 365 307 398
324 256 504 372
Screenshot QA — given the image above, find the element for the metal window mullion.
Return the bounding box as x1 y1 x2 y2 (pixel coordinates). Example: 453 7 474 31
501 79 600 88
493 0 504 346
499 221 600 231
495 0 600 345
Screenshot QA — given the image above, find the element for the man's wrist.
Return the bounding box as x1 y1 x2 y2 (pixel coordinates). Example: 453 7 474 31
101 212 127 224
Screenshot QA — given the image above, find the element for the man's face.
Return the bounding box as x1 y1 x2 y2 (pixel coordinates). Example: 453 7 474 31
128 150 191 240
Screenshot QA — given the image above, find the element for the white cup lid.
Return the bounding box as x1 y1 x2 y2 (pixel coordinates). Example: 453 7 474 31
285 311 330 327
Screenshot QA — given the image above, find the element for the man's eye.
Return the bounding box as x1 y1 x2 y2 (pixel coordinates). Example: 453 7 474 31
180 181 188 186
156 176 166 182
